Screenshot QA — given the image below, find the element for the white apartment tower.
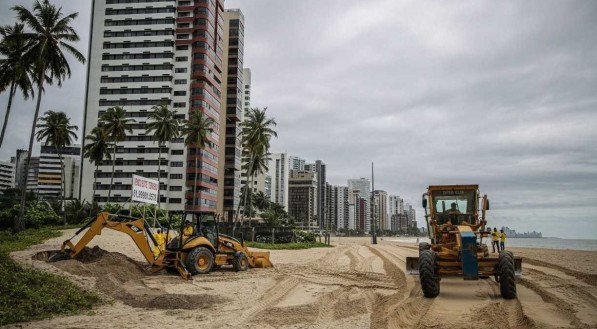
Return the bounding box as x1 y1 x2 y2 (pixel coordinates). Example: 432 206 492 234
0 160 15 192
81 0 225 212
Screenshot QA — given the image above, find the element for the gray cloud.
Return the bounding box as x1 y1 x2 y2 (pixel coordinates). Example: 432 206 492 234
1 0 595 238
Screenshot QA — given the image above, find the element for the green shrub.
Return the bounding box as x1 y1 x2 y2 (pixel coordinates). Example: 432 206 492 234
0 228 101 325
294 230 317 243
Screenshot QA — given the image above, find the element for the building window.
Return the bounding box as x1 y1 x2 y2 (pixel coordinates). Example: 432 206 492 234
177 11 190 17
169 186 182 191
173 102 186 108
169 198 182 204
176 34 190 40
171 150 184 155
170 174 183 179
176 45 189 50
175 68 188 73
173 91 186 96
170 161 183 167
174 79 187 85
175 56 188 62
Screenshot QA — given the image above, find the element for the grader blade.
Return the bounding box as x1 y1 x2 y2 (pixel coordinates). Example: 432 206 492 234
406 256 419 275
248 250 273 268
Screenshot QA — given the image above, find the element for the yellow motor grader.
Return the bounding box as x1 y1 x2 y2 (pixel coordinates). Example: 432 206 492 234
54 211 273 279
406 185 522 299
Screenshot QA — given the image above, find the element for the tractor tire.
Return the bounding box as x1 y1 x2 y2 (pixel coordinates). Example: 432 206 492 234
232 251 249 272
418 242 431 255
497 250 517 299
419 250 440 298
185 247 214 275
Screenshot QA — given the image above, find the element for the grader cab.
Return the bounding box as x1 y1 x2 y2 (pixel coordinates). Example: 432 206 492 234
406 185 521 299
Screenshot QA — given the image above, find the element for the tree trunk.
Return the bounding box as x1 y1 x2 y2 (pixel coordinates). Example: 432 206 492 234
107 142 116 201
192 146 199 210
235 160 253 225
157 145 162 209
93 164 98 201
57 148 66 225
0 82 16 150
16 71 45 233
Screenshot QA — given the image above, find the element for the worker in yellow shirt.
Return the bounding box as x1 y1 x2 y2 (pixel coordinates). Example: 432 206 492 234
491 227 500 253
500 229 507 251
182 219 194 244
153 228 166 258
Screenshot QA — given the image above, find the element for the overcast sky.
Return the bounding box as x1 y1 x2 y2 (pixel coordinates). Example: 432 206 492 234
1 1 596 238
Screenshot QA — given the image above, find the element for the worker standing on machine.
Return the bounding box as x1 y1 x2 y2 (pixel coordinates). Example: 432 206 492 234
491 227 500 253
500 229 507 251
182 219 194 243
153 228 166 257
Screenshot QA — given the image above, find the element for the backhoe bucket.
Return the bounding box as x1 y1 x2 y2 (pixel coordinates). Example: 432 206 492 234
248 250 273 268
406 256 419 275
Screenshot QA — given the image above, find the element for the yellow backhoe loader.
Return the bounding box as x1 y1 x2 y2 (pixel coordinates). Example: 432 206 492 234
53 211 273 279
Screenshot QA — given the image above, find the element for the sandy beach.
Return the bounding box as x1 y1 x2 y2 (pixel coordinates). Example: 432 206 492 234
6 230 597 329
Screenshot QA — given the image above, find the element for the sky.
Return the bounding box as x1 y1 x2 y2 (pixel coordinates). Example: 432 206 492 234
0 0 596 238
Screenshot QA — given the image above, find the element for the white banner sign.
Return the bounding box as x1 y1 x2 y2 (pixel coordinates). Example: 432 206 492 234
132 174 159 205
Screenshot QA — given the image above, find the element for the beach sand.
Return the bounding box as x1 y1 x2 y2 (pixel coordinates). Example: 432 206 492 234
7 231 597 329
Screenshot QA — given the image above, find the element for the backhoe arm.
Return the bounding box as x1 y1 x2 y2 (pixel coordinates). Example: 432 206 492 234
61 212 159 265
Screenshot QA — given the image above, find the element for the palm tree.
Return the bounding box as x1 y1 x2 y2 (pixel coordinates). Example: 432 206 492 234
13 0 85 232
253 190 270 212
99 106 133 201
146 104 180 209
182 110 215 210
236 108 277 223
83 126 111 202
35 110 78 224
0 23 35 150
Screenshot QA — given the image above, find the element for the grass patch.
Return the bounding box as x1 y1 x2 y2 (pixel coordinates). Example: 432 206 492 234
0 227 101 326
246 241 333 250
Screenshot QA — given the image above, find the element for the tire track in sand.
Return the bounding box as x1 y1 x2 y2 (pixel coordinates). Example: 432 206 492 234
366 245 434 329
221 276 300 328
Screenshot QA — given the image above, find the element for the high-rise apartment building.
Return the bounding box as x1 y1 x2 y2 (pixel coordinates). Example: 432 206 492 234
239 67 251 189
331 185 348 229
38 145 81 199
268 153 305 210
81 0 225 213
287 169 317 228
348 178 371 232
217 9 244 222
0 160 15 191
305 160 326 228
373 190 388 231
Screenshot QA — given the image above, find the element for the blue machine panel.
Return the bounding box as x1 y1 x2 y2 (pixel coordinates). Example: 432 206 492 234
460 231 478 280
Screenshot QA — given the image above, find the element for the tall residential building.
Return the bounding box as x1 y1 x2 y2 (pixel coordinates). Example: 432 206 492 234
80 0 225 212
348 178 371 232
38 145 81 199
268 153 305 210
287 169 317 228
373 190 388 231
331 185 348 229
239 67 252 189
217 9 244 222
348 189 366 231
388 195 403 232
405 203 417 228
0 160 15 191
305 160 327 228
26 158 39 193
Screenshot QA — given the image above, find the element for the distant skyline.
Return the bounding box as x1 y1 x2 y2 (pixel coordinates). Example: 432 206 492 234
1 1 595 238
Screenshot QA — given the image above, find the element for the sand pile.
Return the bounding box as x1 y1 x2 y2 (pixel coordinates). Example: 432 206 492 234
34 247 227 310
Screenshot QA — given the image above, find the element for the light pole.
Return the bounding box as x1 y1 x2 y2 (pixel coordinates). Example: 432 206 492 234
371 162 377 244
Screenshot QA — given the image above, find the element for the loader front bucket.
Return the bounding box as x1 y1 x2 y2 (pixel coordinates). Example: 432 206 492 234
406 256 419 275
248 250 273 268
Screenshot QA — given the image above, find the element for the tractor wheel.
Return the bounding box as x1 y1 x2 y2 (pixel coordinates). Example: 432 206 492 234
418 242 431 255
185 247 214 275
419 250 440 298
232 251 249 272
497 251 517 299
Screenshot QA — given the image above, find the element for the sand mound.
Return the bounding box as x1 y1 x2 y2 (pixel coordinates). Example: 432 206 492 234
34 247 228 310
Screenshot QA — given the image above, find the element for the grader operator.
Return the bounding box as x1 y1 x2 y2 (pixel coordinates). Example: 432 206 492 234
53 211 272 279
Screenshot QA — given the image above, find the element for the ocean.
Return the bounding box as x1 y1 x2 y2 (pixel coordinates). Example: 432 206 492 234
385 237 597 251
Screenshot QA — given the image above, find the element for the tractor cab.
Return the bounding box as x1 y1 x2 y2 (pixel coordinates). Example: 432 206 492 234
426 186 481 243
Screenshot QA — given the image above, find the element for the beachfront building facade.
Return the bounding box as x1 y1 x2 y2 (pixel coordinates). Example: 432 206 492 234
37 145 81 199
348 178 371 232
305 160 327 229
287 169 318 228
80 0 225 212
0 160 15 192
217 9 245 223
372 190 388 231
